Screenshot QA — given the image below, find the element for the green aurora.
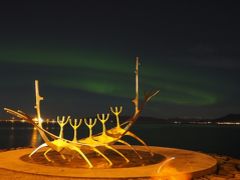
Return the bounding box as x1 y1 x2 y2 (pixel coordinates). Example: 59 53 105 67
0 46 219 107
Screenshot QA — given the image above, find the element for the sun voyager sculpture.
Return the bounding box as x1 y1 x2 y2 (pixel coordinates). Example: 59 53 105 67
4 57 159 168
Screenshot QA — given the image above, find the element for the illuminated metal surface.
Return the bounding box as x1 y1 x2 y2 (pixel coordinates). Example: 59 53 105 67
4 58 159 168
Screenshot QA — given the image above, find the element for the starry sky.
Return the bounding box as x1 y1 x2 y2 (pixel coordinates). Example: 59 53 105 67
0 1 240 119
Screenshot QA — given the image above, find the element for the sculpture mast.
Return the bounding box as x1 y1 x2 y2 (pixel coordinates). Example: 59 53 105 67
135 57 140 114
34 80 44 123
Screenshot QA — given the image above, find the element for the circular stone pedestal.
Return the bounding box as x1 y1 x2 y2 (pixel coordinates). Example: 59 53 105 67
0 145 217 179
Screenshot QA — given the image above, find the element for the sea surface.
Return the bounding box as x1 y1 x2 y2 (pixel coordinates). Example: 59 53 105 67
0 122 239 158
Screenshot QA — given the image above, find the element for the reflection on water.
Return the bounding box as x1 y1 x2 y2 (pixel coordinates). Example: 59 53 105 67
0 125 43 149
0 123 240 159
9 130 15 147
30 128 41 147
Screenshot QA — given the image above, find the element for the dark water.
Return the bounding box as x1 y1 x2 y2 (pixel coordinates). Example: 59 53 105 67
0 123 239 158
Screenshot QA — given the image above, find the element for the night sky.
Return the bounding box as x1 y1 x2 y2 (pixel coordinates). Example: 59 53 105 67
0 1 240 119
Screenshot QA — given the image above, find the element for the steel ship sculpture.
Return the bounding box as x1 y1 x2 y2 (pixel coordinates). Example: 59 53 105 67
4 57 159 168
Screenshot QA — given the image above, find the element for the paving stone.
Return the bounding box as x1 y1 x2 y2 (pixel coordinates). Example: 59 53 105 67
1 148 239 179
